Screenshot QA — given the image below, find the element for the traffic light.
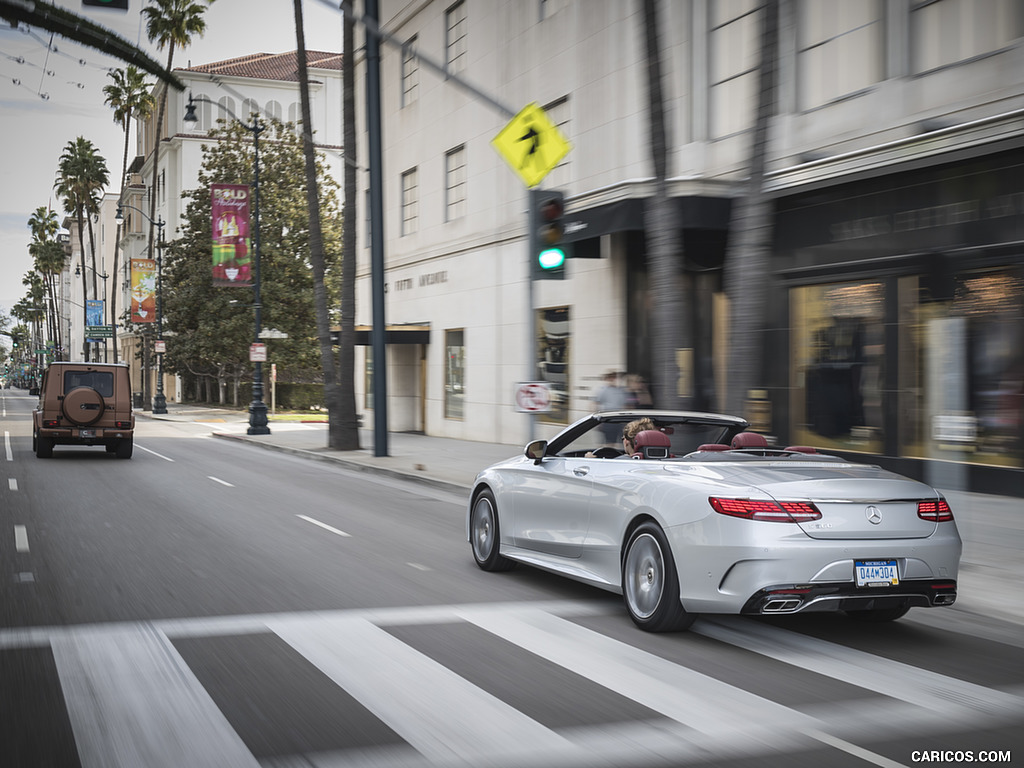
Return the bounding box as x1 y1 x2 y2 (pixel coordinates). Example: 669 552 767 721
530 189 570 280
83 0 129 8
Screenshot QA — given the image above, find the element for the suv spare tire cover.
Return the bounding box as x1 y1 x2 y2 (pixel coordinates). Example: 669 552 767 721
62 386 106 426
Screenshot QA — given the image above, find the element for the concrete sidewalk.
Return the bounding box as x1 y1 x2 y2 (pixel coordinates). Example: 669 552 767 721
141 403 1022 628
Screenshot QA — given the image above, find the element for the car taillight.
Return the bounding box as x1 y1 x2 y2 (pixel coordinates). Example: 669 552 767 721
115 421 131 429
43 419 59 428
709 497 821 522
917 499 954 522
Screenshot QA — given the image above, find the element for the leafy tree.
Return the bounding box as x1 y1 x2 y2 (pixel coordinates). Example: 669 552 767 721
104 66 156 363
162 118 342 403
54 137 109 360
141 0 215 256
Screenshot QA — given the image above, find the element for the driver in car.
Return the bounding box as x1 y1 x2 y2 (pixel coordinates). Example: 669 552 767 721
588 417 655 458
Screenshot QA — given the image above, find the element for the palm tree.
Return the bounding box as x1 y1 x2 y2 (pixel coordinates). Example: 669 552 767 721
723 0 779 415
141 0 215 254
292 0 359 450
641 0 689 409
28 206 66 358
104 66 156 363
55 137 109 360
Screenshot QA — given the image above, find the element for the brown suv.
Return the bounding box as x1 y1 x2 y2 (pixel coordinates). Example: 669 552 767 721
32 362 135 459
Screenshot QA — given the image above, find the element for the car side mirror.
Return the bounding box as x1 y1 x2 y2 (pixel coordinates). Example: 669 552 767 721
525 439 548 464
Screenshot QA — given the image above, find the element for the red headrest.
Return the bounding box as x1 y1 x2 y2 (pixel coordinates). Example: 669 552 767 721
730 432 768 449
634 430 670 448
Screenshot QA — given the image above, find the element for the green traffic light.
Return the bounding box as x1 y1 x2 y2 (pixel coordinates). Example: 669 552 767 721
538 247 565 270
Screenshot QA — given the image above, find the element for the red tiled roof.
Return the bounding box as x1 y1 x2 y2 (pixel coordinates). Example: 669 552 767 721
178 50 342 82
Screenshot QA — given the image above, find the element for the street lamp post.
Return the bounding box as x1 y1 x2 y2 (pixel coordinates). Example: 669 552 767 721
117 204 166 414
185 93 270 435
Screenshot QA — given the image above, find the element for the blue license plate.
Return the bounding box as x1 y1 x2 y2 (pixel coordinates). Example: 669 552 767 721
854 559 899 587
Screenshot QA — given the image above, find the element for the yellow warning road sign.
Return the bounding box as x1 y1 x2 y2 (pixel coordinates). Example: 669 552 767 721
492 102 572 188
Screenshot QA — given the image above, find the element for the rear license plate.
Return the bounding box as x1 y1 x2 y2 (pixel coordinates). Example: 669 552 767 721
79 429 96 438
855 559 899 587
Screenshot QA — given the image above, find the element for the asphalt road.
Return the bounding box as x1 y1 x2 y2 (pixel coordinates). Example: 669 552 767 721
1 392 1021 768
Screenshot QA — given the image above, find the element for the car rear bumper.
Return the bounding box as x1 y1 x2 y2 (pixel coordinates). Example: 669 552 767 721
38 428 132 445
740 579 958 615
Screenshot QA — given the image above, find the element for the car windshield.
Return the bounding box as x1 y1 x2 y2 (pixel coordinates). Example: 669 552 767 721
556 416 738 458
64 370 114 398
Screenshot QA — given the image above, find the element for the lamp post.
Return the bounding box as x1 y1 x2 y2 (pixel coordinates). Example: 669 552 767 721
185 93 270 435
117 204 166 414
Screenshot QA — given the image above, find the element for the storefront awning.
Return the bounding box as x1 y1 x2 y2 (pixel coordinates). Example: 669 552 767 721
562 196 732 244
345 324 431 345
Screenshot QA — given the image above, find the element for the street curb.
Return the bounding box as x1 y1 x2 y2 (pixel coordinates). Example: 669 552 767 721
210 431 471 497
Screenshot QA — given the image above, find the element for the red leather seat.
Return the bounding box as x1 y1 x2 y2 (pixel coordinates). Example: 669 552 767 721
633 430 671 459
730 432 768 449
697 443 730 451
785 445 817 454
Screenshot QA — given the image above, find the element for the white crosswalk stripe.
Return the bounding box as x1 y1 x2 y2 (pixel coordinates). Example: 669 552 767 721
50 622 260 768
1 601 1019 768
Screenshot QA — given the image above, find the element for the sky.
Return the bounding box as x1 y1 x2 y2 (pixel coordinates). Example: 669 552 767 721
0 0 344 317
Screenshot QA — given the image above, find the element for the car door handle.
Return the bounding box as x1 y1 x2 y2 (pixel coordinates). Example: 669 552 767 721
573 466 590 477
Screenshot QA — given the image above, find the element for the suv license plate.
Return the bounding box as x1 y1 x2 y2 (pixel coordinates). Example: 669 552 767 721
855 559 899 587
79 429 96 438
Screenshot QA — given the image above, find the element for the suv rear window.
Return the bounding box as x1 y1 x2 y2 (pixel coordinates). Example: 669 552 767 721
64 370 114 398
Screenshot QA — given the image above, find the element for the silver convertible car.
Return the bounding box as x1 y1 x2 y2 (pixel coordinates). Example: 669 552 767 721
467 411 962 632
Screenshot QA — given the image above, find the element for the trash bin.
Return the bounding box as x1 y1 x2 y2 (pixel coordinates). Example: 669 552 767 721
133 392 144 408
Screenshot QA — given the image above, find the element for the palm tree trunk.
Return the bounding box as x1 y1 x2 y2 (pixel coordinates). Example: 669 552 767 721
76 209 89 361
723 0 778 416
642 0 689 410
339 4 359 448
147 47 175 257
110 116 131 364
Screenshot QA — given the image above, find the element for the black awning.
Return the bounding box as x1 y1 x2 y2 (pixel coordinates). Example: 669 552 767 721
562 198 645 243
562 195 731 245
339 324 431 346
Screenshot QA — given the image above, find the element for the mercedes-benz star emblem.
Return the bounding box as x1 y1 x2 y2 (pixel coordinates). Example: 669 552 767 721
865 505 883 525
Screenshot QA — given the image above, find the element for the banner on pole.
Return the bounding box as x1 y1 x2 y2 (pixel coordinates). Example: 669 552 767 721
86 300 105 341
211 183 252 287
130 258 156 322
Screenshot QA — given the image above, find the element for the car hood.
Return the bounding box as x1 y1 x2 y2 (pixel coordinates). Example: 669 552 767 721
665 460 944 540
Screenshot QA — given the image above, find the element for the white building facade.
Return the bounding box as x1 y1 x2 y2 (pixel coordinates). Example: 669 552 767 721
352 0 1024 493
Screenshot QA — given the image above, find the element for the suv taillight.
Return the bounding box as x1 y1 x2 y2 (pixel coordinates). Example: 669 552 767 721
42 419 59 428
709 497 822 522
115 421 131 429
917 499 954 522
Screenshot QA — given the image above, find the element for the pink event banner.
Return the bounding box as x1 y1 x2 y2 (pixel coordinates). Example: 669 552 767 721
211 183 252 287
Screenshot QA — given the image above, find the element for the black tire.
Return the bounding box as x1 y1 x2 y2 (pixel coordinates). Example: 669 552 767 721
35 435 54 459
622 522 694 632
844 603 911 623
115 437 133 459
469 489 515 571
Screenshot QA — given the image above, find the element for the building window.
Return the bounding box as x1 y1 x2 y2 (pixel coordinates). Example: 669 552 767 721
542 97 571 186
911 0 1023 73
537 306 570 425
288 102 300 125
445 1 467 76
402 35 419 106
401 168 418 236
365 189 371 248
445 329 465 419
899 269 1023 468
708 0 759 139
242 98 259 120
790 281 885 454
364 347 373 410
217 97 236 126
266 100 282 122
445 146 466 222
797 0 883 110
